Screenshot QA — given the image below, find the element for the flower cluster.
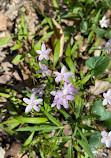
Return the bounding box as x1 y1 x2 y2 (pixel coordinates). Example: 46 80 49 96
26 84 46 97
23 44 75 112
103 39 111 54
102 89 111 106
36 44 51 77
101 131 111 148
50 82 79 109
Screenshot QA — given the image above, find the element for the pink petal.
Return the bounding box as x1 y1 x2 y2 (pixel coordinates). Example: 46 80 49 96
106 139 111 148
33 105 40 112
108 99 111 105
45 49 52 54
103 93 107 98
46 70 51 76
102 99 107 106
66 95 74 101
30 94 35 102
57 103 61 110
108 131 111 137
34 99 43 105
53 71 60 76
39 55 44 61
42 71 46 77
101 137 106 143
51 102 56 107
101 131 107 137
39 62 44 69
41 43 46 51
55 76 62 83
44 55 49 60
63 99 69 108
23 98 30 105
36 70 43 74
107 90 111 96
50 91 57 96
61 66 66 74
65 72 73 78
25 105 32 113
63 77 69 83
36 50 42 54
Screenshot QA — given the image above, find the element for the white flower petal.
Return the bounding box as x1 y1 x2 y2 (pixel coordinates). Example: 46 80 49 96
101 131 107 137
23 98 30 105
102 99 107 106
33 105 40 112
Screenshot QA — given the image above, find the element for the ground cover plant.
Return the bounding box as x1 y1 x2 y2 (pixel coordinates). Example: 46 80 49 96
0 0 111 157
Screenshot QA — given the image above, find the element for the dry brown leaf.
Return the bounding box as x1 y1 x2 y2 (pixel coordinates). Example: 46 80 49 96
88 80 111 95
52 18 64 57
0 12 7 31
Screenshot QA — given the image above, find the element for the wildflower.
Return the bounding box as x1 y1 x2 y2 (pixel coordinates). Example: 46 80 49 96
101 131 111 148
26 84 46 97
54 66 73 83
99 16 109 28
103 39 111 54
103 89 111 106
50 82 78 109
36 43 52 60
23 94 43 113
36 62 51 77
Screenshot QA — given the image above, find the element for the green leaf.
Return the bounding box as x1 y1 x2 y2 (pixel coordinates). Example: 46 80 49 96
12 54 26 64
52 0 60 24
86 56 110 76
86 30 94 47
66 56 76 74
3 117 48 124
34 31 53 51
21 13 25 28
17 125 63 132
88 37 101 54
53 39 60 68
81 74 91 84
44 111 62 127
71 36 83 56
7 101 18 116
101 78 111 82
11 43 22 50
77 140 94 158
0 37 11 46
0 93 10 98
105 30 111 39
24 132 35 146
80 21 88 35
66 139 73 158
95 28 106 37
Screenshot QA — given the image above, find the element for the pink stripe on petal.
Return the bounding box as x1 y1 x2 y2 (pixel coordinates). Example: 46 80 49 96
45 49 52 54
36 50 42 54
39 55 44 61
41 44 46 51
66 95 74 101
101 137 106 143
35 99 43 105
23 98 30 105
25 105 32 113
33 105 40 112
30 94 35 102
44 55 49 60
61 66 66 74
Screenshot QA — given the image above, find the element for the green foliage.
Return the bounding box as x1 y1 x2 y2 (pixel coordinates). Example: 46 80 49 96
86 56 110 76
0 37 11 46
53 39 60 68
12 54 26 64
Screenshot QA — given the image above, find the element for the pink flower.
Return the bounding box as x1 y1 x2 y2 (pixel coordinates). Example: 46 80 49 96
103 90 111 106
50 82 79 109
36 44 52 60
23 94 43 113
101 131 111 148
54 66 73 83
36 62 51 77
